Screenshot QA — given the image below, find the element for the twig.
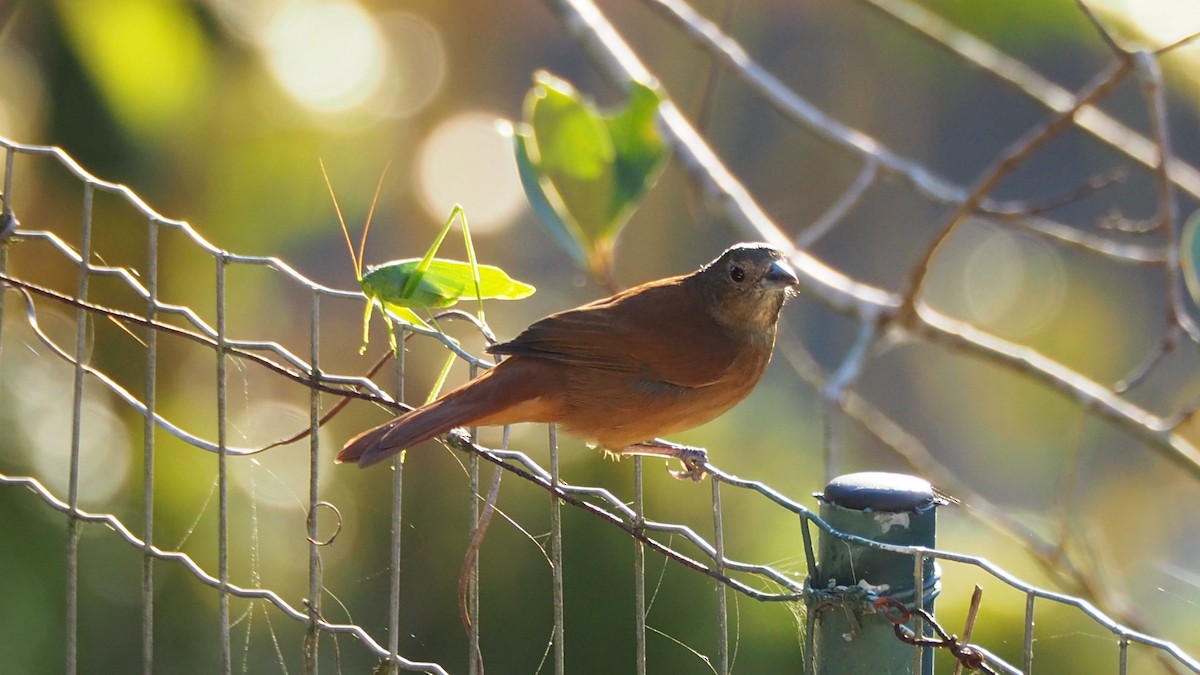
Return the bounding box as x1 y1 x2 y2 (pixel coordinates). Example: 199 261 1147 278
996 214 1163 263
260 347 397 451
1114 324 1180 394
978 167 1127 218
914 304 1200 481
639 0 960 205
901 57 1133 307
796 159 878 250
1132 51 1200 346
858 0 1200 200
541 0 900 319
1074 1 1123 56
1154 29 1200 56
952 586 985 675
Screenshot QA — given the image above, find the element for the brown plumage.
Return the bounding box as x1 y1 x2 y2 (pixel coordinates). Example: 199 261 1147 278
337 243 799 478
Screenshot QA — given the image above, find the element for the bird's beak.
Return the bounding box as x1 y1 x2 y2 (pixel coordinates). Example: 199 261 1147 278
762 258 799 291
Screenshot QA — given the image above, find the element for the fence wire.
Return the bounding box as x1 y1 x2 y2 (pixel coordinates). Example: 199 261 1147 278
4 0 1200 673
0 137 1197 674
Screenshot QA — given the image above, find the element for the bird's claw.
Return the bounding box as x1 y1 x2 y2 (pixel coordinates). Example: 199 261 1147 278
667 447 709 482
446 427 474 450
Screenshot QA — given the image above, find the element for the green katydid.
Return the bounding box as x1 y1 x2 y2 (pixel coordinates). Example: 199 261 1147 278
320 161 535 356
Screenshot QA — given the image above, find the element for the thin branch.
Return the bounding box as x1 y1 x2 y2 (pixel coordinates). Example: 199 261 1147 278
1075 0 1124 56
902 58 1133 307
639 0 1165 267
914 303 1200 481
1155 29 1200 55
640 0 961 205
859 0 1200 200
978 167 1127 218
796 159 878 250
1133 50 1200 345
541 0 901 319
1114 324 1180 394
996 214 1164 263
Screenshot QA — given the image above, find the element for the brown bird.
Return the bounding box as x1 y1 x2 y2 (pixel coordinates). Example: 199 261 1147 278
337 243 799 479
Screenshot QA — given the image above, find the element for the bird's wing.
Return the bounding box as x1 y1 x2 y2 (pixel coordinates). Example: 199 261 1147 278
488 279 737 388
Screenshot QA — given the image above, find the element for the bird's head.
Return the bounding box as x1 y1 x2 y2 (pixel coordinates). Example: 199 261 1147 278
697 243 799 332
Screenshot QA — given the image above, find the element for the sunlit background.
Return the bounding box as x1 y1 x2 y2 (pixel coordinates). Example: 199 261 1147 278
2 0 1200 673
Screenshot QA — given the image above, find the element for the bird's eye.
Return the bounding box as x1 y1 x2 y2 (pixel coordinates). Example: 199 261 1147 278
729 264 745 283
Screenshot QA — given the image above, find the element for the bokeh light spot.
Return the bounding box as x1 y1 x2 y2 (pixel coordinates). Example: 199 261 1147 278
229 400 338 508
377 11 446 118
0 44 47 140
962 225 1066 336
1118 0 1200 48
264 0 385 113
10 353 131 503
417 113 527 234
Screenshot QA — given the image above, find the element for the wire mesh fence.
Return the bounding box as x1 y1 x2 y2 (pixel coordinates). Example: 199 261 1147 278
4 0 1200 673
0 135 1193 671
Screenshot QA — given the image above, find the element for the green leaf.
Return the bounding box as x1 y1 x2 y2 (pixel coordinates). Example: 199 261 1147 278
1182 209 1200 305
528 72 613 180
511 125 590 268
362 258 535 311
516 71 667 280
603 81 669 239
525 73 613 244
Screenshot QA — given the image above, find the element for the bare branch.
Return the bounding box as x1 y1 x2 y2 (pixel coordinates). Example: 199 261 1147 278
860 0 1200 200
903 58 1133 305
914 303 1200 481
1133 50 1200 345
796 159 879 250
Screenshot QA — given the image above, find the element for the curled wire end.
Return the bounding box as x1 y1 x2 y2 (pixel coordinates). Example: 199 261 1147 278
306 500 344 546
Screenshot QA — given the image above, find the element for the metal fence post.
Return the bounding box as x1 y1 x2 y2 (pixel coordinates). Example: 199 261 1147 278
807 472 942 675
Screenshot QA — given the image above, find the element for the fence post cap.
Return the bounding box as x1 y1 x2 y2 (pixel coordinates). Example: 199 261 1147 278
817 472 938 512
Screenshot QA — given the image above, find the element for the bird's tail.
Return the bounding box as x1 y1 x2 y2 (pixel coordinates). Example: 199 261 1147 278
336 361 549 467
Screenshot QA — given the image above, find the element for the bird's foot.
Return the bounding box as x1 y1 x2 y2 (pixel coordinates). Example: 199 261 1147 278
624 439 709 482
445 427 474 451
668 450 709 482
